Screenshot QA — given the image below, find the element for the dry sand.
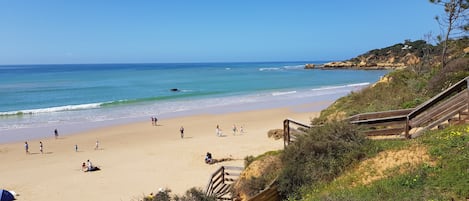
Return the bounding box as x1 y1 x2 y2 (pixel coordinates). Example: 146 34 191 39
0 104 321 201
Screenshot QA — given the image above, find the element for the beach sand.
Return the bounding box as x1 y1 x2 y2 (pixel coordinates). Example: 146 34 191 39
0 103 322 201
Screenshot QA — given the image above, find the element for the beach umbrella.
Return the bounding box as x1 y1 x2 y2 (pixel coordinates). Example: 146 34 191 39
0 190 14 201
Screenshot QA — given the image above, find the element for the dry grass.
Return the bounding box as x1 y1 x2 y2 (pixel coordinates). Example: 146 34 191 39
345 144 434 186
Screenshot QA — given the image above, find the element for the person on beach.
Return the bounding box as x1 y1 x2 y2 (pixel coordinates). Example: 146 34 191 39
24 141 29 154
205 152 213 164
54 129 58 139
240 125 245 133
180 126 184 139
95 139 99 150
83 160 100 172
154 117 158 126
75 144 78 152
39 141 43 154
216 125 222 137
151 117 155 126
232 124 237 135
87 159 93 171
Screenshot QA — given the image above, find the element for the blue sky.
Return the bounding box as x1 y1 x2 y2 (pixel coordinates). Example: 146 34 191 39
0 1 443 65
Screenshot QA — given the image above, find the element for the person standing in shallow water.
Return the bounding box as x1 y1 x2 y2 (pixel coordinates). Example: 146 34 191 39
54 129 58 139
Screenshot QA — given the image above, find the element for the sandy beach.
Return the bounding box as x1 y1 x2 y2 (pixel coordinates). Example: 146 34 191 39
0 102 325 201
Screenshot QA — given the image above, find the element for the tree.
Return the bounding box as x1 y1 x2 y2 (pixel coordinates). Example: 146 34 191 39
429 0 469 68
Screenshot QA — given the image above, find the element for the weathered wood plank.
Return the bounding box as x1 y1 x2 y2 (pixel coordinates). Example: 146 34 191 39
410 90 467 124
408 78 468 119
347 108 414 121
410 97 466 127
363 127 405 136
350 115 407 125
411 104 468 138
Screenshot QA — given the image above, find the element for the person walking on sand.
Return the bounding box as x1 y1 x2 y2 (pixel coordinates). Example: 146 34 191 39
75 144 78 152
25 141 29 154
180 126 184 139
216 125 222 137
39 141 43 154
54 129 58 139
95 139 99 150
232 124 237 135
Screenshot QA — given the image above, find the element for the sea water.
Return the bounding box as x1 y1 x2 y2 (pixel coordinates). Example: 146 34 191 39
0 62 388 142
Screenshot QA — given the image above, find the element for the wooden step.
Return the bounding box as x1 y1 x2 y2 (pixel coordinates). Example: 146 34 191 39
364 127 405 136
368 135 406 140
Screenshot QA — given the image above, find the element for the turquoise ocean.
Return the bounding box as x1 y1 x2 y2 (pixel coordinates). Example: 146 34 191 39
0 62 388 143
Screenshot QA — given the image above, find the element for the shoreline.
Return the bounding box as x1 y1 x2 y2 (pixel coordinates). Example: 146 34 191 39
0 94 338 144
0 101 326 201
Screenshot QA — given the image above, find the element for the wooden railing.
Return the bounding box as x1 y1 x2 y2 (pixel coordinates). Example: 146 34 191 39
406 76 469 138
205 166 243 200
348 108 413 138
283 118 311 147
283 76 469 142
247 179 280 201
349 76 469 139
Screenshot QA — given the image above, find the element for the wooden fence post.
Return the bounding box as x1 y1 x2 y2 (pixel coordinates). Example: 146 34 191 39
283 119 289 148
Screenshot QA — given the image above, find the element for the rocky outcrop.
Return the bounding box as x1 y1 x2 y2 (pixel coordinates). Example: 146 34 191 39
323 40 434 69
304 63 315 69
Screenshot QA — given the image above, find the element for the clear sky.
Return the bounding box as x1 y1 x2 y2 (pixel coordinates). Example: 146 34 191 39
0 1 444 65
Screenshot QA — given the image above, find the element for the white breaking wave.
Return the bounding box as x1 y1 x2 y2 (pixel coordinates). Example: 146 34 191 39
347 82 370 87
0 102 105 116
311 82 370 91
272 91 297 96
259 67 281 71
283 65 304 70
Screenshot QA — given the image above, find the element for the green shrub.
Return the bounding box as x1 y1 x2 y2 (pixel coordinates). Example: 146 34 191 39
144 187 215 201
244 155 255 167
277 121 370 199
303 125 469 201
174 187 216 201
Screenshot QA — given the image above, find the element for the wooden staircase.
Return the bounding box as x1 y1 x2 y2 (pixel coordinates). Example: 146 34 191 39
205 166 243 200
349 76 469 139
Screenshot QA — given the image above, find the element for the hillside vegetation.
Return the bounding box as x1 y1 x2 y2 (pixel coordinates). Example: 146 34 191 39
234 37 468 201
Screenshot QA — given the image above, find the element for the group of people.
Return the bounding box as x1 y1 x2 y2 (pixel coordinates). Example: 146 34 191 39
151 116 158 126
24 139 99 154
82 159 100 172
23 129 100 155
216 124 244 137
24 141 43 154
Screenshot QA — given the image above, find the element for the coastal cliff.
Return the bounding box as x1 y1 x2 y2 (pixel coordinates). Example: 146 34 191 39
310 40 437 69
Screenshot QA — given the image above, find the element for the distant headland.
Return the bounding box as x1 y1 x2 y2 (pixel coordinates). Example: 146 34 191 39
305 40 435 70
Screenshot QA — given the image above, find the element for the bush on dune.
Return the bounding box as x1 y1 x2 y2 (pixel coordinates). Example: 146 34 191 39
143 187 215 201
277 121 370 199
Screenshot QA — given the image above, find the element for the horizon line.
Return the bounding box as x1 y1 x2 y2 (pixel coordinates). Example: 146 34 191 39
0 60 336 67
